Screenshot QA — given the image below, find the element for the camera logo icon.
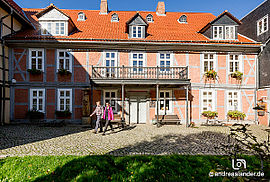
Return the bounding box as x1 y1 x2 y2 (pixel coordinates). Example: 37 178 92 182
232 159 247 170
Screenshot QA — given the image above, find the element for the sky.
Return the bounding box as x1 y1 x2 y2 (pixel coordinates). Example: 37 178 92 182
15 0 264 19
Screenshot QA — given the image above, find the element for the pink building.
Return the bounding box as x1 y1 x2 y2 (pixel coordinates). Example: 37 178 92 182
7 1 262 126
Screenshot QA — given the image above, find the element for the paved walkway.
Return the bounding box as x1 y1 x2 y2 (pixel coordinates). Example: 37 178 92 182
0 124 269 156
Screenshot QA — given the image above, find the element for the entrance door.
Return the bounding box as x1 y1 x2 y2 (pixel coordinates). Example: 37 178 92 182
159 90 172 115
130 97 147 124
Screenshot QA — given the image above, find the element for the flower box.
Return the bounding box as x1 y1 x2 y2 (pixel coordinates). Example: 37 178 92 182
204 70 217 81
55 110 72 118
58 69 72 76
27 68 42 75
26 110 44 120
230 71 243 81
201 111 218 119
227 110 246 120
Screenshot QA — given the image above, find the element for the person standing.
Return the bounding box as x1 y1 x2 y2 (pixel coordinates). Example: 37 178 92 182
90 101 104 134
102 102 114 135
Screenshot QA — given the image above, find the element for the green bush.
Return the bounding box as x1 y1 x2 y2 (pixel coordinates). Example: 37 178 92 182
58 69 72 76
202 111 218 119
55 110 72 117
230 71 243 81
26 110 44 120
27 68 42 75
227 110 246 120
204 70 217 81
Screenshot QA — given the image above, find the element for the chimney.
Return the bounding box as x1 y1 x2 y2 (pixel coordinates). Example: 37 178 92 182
156 1 165 16
100 0 108 15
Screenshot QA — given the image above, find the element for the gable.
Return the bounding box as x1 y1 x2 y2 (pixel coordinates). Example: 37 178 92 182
129 16 148 26
38 8 69 21
212 14 239 26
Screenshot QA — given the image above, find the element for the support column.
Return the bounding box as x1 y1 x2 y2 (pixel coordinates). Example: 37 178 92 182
122 84 124 121
156 84 159 123
186 85 189 127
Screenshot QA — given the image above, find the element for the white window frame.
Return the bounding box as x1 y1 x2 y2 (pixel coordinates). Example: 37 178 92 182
111 14 119 22
202 53 216 73
157 90 173 115
57 89 72 112
40 22 52 35
146 14 153 22
178 15 187 24
40 21 67 36
257 15 268 36
200 89 216 112
228 54 242 74
226 90 241 112
30 89 45 112
29 48 44 71
103 90 118 113
213 26 223 40
57 49 72 72
78 12 85 21
131 26 143 38
130 52 146 74
158 52 172 72
103 51 118 77
225 26 236 40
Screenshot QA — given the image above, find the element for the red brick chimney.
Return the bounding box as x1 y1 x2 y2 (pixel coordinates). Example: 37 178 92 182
100 0 108 15
156 1 165 16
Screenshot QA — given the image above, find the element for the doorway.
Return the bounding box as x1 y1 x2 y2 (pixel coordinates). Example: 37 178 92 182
129 96 148 124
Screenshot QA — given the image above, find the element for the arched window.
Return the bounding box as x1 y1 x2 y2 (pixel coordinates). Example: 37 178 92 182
111 13 119 22
146 14 153 22
78 12 85 21
179 15 187 23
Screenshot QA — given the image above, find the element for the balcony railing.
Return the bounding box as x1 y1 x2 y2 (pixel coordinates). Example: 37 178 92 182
91 66 188 80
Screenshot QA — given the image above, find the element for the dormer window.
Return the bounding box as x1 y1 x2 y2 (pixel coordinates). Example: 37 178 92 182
40 21 66 36
40 22 52 35
111 13 119 22
179 15 187 23
213 26 236 40
146 14 153 22
132 26 143 38
78 12 86 21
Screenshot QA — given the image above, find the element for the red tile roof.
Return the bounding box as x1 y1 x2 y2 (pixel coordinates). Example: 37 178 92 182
4 0 25 17
9 7 257 45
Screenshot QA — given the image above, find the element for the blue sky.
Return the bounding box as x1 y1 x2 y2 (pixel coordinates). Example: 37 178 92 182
16 0 264 19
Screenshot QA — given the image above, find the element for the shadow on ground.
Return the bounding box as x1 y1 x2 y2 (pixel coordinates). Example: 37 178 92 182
0 124 92 150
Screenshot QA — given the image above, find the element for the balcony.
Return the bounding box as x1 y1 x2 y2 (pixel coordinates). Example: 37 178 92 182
91 66 189 85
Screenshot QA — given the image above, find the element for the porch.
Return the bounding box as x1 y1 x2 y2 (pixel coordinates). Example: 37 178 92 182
88 66 191 127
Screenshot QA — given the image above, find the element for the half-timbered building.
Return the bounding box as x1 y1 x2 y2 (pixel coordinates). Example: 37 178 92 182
6 1 261 126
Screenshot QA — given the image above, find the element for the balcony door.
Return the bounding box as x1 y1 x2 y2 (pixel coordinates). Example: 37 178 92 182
158 90 172 115
130 53 146 77
104 52 117 78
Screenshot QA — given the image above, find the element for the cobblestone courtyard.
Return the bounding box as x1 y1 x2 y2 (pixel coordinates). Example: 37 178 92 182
0 124 269 156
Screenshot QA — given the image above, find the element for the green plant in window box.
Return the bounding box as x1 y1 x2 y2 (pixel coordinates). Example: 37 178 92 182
201 111 218 119
26 109 44 120
204 70 217 81
227 110 246 120
27 68 42 75
55 110 72 117
58 69 72 76
230 71 243 81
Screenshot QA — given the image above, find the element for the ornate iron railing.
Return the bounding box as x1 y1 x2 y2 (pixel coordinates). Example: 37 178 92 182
91 66 188 80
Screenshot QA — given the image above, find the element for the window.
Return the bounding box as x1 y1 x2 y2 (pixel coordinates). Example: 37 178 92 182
104 90 117 113
57 89 72 112
111 13 119 22
40 22 52 35
179 15 187 23
57 50 72 72
40 21 66 36
146 14 153 22
29 49 44 71
104 52 117 77
201 90 215 112
132 26 143 38
30 89 45 112
131 53 145 72
227 91 240 111
225 26 235 40
229 54 241 74
257 15 268 35
78 12 86 21
203 53 215 72
159 53 171 71
213 26 223 39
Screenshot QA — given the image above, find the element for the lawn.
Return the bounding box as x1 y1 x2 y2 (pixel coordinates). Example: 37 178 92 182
0 155 269 182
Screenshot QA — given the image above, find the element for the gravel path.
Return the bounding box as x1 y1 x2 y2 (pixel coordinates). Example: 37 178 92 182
0 124 269 156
